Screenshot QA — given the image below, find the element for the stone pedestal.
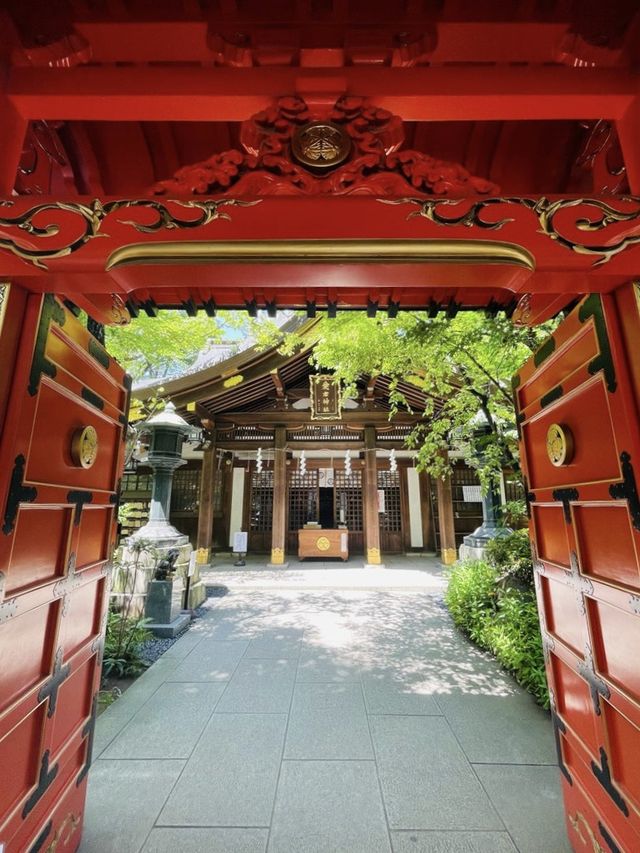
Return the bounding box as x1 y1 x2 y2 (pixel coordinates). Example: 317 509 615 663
145 579 175 623
144 579 191 638
115 536 206 617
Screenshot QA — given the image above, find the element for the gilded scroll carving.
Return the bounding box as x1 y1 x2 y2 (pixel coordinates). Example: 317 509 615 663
0 198 259 269
383 196 640 266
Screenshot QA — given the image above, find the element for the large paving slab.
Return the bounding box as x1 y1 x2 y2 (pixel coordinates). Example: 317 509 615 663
363 676 441 716
165 638 248 681
390 830 518 852
474 764 572 853
158 712 287 827
81 759 184 853
268 760 391 853
85 559 569 852
284 682 373 759
216 658 297 713
370 715 503 831
103 681 225 758
141 827 268 853
295 647 366 682
244 627 305 659
435 692 557 765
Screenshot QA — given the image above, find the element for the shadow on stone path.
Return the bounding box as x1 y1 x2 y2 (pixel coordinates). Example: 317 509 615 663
81 558 570 853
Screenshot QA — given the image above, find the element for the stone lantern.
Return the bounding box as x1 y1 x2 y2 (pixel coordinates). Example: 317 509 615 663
119 401 206 630
130 401 191 545
459 418 511 560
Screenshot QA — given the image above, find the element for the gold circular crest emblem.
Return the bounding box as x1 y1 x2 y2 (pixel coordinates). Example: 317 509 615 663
291 122 351 170
71 425 99 469
546 423 574 467
316 536 331 552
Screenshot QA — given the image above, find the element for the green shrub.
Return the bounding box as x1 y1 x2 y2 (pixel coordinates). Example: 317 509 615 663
498 498 528 529
485 529 534 588
103 611 151 679
445 558 549 709
445 559 498 641
481 589 549 707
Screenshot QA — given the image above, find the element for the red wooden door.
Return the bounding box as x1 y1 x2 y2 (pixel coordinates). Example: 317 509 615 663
0 291 129 853
515 286 640 853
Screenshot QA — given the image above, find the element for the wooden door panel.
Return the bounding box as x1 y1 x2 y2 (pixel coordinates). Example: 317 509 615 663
26 379 122 492
0 293 129 853
7 506 72 593
378 470 403 553
515 287 640 853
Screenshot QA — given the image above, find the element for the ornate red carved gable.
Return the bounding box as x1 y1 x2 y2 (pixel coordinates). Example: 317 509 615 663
152 96 499 198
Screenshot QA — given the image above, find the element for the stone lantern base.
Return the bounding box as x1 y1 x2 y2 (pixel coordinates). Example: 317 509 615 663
113 534 206 620
458 524 511 562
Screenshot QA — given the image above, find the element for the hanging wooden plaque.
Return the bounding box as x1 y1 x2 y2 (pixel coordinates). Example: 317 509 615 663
310 374 341 420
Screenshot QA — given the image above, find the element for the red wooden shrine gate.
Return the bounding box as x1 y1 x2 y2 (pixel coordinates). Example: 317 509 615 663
516 284 640 853
2 34 640 846
0 292 129 853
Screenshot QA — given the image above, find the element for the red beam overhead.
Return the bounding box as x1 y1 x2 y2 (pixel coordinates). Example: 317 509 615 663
1 194 640 325
73 21 571 66
8 66 638 123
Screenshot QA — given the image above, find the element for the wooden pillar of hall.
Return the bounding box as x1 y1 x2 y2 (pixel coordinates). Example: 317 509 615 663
196 428 216 564
270 425 287 566
436 452 457 565
418 470 435 552
363 425 382 566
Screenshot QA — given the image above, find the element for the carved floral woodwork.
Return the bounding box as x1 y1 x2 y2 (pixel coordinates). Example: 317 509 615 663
2 195 640 275
382 196 640 267
14 121 77 196
0 197 259 269
571 121 628 195
152 95 500 198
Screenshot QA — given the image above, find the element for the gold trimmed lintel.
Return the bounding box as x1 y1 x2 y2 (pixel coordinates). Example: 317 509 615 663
106 238 535 271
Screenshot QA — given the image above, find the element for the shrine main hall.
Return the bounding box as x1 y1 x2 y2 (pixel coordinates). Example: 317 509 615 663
121 318 516 568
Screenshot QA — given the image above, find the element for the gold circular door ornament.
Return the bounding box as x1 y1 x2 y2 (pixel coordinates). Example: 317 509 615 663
546 423 574 467
71 425 99 469
291 122 351 170
316 536 331 552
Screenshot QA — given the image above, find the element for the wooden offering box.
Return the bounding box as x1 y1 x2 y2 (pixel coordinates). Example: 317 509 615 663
298 528 348 560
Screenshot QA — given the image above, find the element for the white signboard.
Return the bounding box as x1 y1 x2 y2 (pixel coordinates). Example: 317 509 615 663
188 551 197 577
377 488 386 513
318 467 335 488
233 531 248 553
462 485 483 503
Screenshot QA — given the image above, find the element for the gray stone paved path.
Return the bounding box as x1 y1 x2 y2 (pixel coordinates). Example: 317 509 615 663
81 557 571 853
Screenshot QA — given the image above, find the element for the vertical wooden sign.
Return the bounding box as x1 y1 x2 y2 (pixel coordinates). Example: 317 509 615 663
310 375 341 420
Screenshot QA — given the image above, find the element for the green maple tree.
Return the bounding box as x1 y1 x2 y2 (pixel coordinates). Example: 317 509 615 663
269 311 559 489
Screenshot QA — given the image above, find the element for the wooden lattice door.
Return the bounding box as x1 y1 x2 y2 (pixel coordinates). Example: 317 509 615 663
334 468 363 553
0 293 129 853
515 287 640 853
377 470 403 553
248 467 273 553
287 469 319 553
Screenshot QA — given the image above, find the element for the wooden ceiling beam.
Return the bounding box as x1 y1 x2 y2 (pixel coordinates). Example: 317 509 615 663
270 368 285 398
8 66 637 122
58 21 607 68
195 402 214 429
364 375 378 410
